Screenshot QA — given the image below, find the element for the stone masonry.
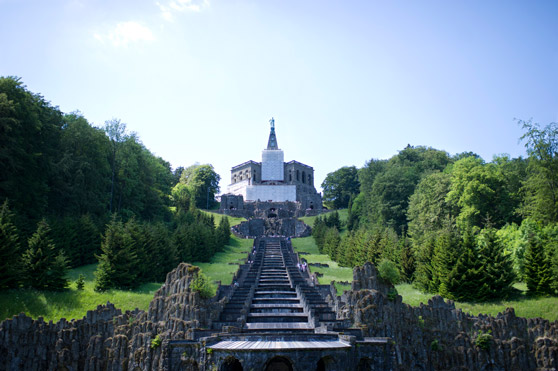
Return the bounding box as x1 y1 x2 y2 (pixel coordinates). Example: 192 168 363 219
1 238 557 370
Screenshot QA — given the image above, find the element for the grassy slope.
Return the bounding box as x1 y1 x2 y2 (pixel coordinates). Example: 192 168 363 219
0 213 248 322
196 211 253 286
297 210 558 321
0 264 159 322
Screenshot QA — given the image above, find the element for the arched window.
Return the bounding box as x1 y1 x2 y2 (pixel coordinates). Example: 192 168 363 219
302 171 306 184
220 356 243 371
296 170 299 181
265 356 292 371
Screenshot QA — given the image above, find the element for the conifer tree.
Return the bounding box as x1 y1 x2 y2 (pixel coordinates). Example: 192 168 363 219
413 236 437 293
551 242 558 294
445 240 485 301
347 194 358 231
95 216 139 291
524 234 553 296
398 236 415 282
217 216 231 248
476 228 515 300
323 227 340 260
432 228 462 298
22 219 69 291
0 200 22 289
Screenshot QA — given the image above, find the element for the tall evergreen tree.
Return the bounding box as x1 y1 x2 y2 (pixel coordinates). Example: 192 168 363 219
432 227 462 297
0 200 22 289
445 240 485 301
22 219 69 291
398 235 415 283
216 216 231 248
95 216 139 291
524 233 553 296
476 228 516 300
413 236 437 293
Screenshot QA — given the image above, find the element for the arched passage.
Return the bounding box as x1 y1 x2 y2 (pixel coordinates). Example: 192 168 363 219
265 356 293 371
220 356 243 371
357 357 373 371
316 356 336 371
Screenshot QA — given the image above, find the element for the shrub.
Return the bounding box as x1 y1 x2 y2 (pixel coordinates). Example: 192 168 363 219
150 334 162 349
75 274 85 290
378 259 400 285
190 272 215 299
475 330 493 351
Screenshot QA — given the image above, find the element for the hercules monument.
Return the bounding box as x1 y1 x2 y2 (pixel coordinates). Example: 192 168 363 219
0 120 557 370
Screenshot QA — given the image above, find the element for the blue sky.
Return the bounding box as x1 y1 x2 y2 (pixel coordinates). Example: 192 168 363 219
1 0 557 192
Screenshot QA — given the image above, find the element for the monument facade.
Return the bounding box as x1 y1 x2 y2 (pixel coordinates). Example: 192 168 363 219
224 118 322 211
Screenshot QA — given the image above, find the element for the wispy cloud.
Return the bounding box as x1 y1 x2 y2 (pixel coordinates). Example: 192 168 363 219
94 21 155 47
156 0 209 22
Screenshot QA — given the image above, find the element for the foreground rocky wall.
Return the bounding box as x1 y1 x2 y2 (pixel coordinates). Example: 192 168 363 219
0 264 224 371
337 262 558 370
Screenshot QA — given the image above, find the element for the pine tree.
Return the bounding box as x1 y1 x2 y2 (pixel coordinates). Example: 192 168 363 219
398 236 415 283
524 233 553 296
217 216 231 248
347 194 358 231
323 227 340 260
0 200 22 289
432 228 462 298
476 228 516 300
551 242 558 294
445 241 485 301
94 216 139 291
413 236 437 293
22 219 69 291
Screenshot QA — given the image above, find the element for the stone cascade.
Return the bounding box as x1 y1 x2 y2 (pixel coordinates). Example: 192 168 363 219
211 240 264 329
245 238 312 331
281 239 342 330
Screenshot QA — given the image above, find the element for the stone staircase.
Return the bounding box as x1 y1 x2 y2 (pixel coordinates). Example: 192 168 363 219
214 237 342 333
245 238 312 332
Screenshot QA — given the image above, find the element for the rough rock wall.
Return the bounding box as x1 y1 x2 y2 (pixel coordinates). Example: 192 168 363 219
338 262 558 371
0 263 222 371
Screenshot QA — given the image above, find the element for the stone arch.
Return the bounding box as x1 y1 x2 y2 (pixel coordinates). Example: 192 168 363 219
265 356 293 371
220 356 243 371
357 357 373 370
268 207 277 218
316 355 336 371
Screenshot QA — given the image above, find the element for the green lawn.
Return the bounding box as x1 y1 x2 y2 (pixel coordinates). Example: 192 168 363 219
292 236 353 295
0 264 159 322
396 283 558 321
0 213 248 322
195 212 253 287
294 230 558 321
298 209 348 229
202 210 246 227
194 235 253 286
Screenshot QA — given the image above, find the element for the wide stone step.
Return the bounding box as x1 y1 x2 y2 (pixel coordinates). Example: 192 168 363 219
252 298 300 304
253 292 297 298
246 313 309 323
244 322 314 332
250 307 304 314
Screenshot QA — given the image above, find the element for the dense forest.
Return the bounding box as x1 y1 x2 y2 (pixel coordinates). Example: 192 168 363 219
0 76 227 291
318 121 558 301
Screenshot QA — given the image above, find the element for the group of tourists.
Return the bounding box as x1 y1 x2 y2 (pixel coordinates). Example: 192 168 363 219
297 261 308 272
